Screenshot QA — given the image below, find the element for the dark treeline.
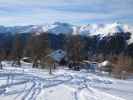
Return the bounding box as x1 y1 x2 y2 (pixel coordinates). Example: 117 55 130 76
0 32 133 70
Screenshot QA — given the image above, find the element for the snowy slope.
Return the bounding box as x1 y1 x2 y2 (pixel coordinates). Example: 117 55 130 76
0 61 133 100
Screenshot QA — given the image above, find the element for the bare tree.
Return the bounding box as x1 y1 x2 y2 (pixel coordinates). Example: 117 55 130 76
27 35 40 68
66 35 84 63
0 48 6 69
11 34 24 67
26 33 52 68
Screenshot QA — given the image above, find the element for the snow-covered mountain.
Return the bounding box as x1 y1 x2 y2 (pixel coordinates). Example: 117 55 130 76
0 22 74 35
41 22 73 35
74 22 133 44
0 22 133 57
0 22 133 42
0 22 132 35
78 22 132 37
0 25 39 33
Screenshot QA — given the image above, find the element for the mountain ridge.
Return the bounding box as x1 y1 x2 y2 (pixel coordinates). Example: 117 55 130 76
0 22 133 44
0 22 132 34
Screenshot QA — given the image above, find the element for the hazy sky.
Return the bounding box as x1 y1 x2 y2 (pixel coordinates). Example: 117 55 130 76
0 0 133 26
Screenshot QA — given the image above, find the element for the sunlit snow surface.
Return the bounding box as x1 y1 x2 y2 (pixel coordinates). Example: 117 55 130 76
0 61 133 100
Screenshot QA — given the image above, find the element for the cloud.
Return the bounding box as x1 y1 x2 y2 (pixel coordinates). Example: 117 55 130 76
0 0 133 25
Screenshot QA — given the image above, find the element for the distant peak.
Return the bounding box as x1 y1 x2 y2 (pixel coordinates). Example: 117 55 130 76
111 21 123 27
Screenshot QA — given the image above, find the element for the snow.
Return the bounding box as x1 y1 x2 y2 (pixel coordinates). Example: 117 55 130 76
0 22 132 35
78 22 131 37
127 29 133 44
41 22 73 35
100 60 112 66
79 24 105 36
0 61 133 100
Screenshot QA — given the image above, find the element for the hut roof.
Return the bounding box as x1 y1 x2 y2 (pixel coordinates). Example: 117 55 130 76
82 60 98 64
47 49 66 62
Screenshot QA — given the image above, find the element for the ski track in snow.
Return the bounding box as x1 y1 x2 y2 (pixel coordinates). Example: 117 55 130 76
0 64 132 100
0 69 73 100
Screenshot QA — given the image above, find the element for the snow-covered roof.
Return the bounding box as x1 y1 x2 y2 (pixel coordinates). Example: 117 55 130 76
100 60 112 66
49 49 66 62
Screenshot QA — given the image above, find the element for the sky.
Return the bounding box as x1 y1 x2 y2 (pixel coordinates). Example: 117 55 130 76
0 0 133 26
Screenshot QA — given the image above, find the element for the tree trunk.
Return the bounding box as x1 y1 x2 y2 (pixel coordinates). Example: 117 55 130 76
12 58 21 67
53 63 56 69
32 57 38 68
49 65 52 74
0 61 2 69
